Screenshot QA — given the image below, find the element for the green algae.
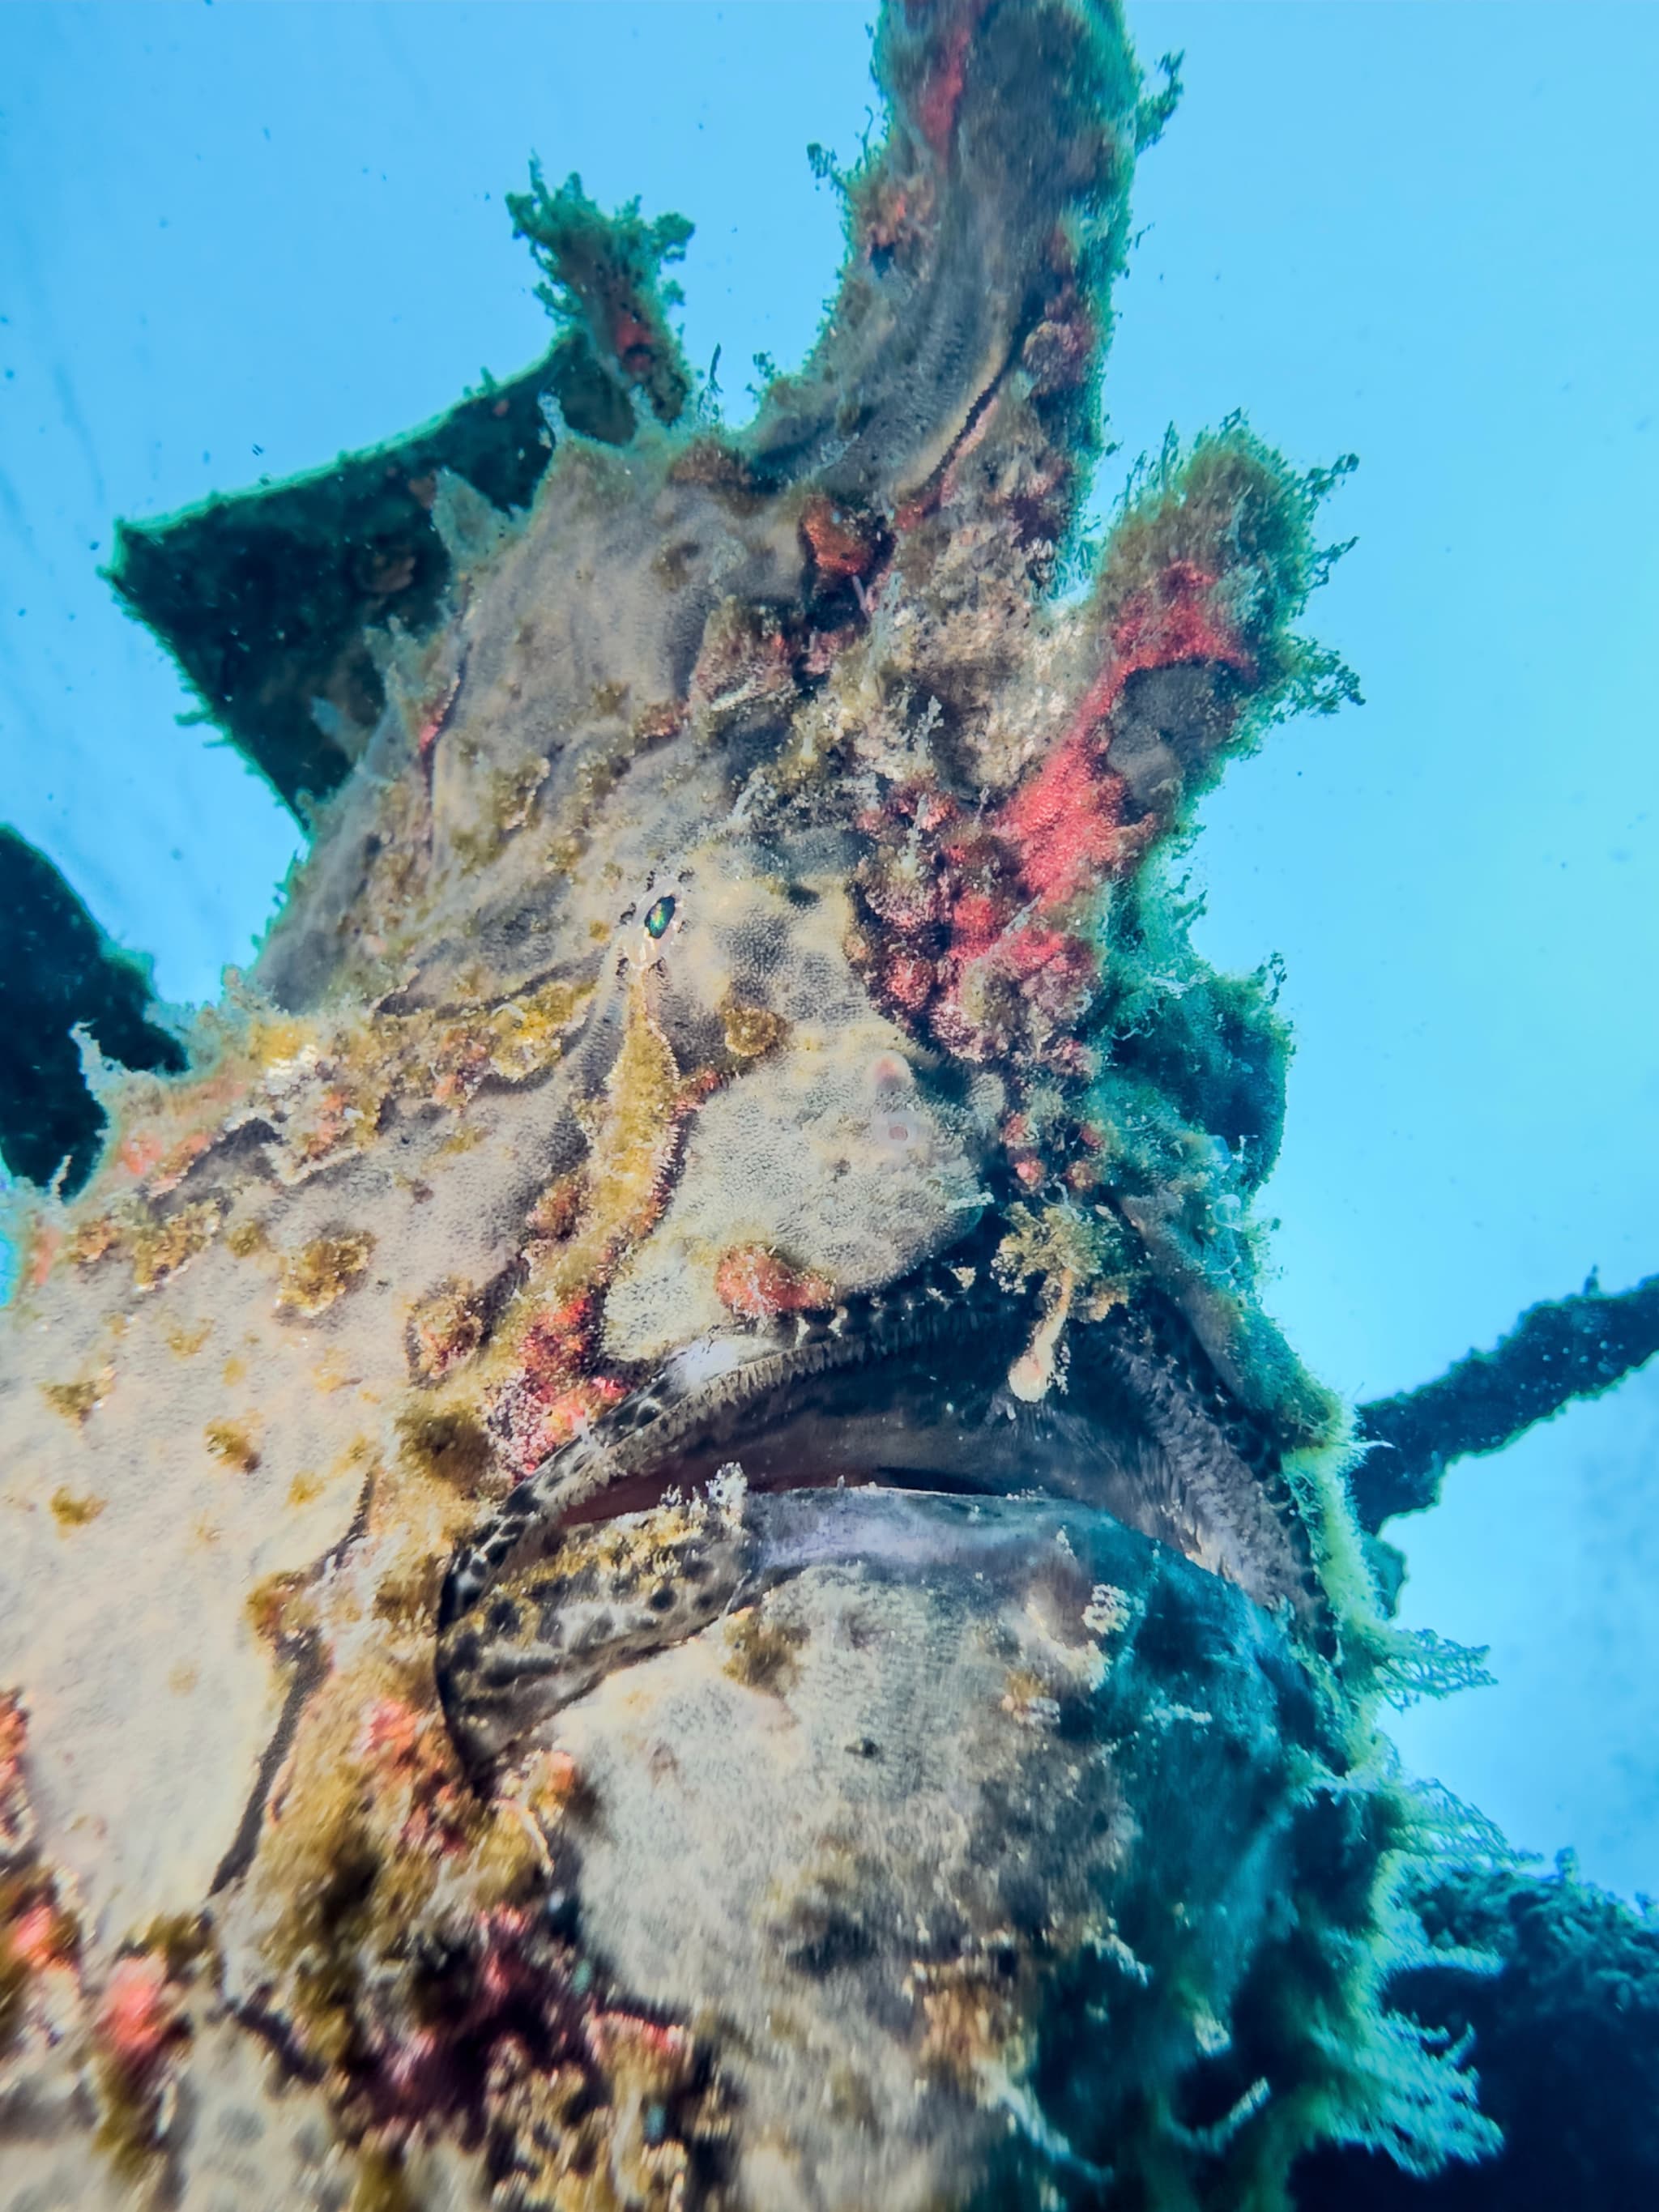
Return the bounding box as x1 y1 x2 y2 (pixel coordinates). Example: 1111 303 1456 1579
509 164 696 441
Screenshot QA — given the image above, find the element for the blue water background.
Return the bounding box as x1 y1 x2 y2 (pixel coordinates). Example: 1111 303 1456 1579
2 2 1656 1896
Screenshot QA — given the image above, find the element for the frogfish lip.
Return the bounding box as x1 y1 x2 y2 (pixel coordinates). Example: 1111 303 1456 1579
435 1263 1321 1777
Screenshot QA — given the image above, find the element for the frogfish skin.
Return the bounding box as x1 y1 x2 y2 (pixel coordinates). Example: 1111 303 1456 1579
0 4 1503 2207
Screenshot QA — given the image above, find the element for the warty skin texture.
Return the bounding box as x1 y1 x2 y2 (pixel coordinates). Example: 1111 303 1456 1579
0 4 1503 2207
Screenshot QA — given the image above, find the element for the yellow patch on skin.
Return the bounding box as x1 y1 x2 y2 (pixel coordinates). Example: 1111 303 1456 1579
395 1404 492 1489
484 977 693 1396
322 1436 380 1515
247 1013 313 1071
225 1217 270 1259
484 974 590 1083
288 1472 324 1508
168 1664 199 1696
277 1232 376 1318
68 1213 124 1268
164 1317 212 1356
434 1123 484 1158
369 1555 446 1639
724 1606 806 1694
247 1570 309 1647
41 1370 111 1424
313 1349 355 1393
130 1200 223 1292
204 1420 261 1475
49 1488 106 1529
222 1356 246 1386
405 1282 487 1383
720 993 791 1060
490 758 548 837
133 1913 212 1977
348 2145 420 2212
577 980 688 1259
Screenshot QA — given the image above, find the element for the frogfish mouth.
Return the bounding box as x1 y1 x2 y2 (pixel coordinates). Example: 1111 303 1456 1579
437 1244 1321 1776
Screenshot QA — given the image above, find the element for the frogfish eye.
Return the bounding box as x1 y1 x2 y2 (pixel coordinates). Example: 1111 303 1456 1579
642 893 676 940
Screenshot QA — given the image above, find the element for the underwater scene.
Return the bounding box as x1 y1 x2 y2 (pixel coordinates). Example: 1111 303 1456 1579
1 2 1655 2206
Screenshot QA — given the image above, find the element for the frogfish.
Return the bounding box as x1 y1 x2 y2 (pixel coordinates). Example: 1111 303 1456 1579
0 4 1510 2206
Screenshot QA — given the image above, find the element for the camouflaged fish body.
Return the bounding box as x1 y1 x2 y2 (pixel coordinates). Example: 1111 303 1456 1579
0 5 1501 2207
